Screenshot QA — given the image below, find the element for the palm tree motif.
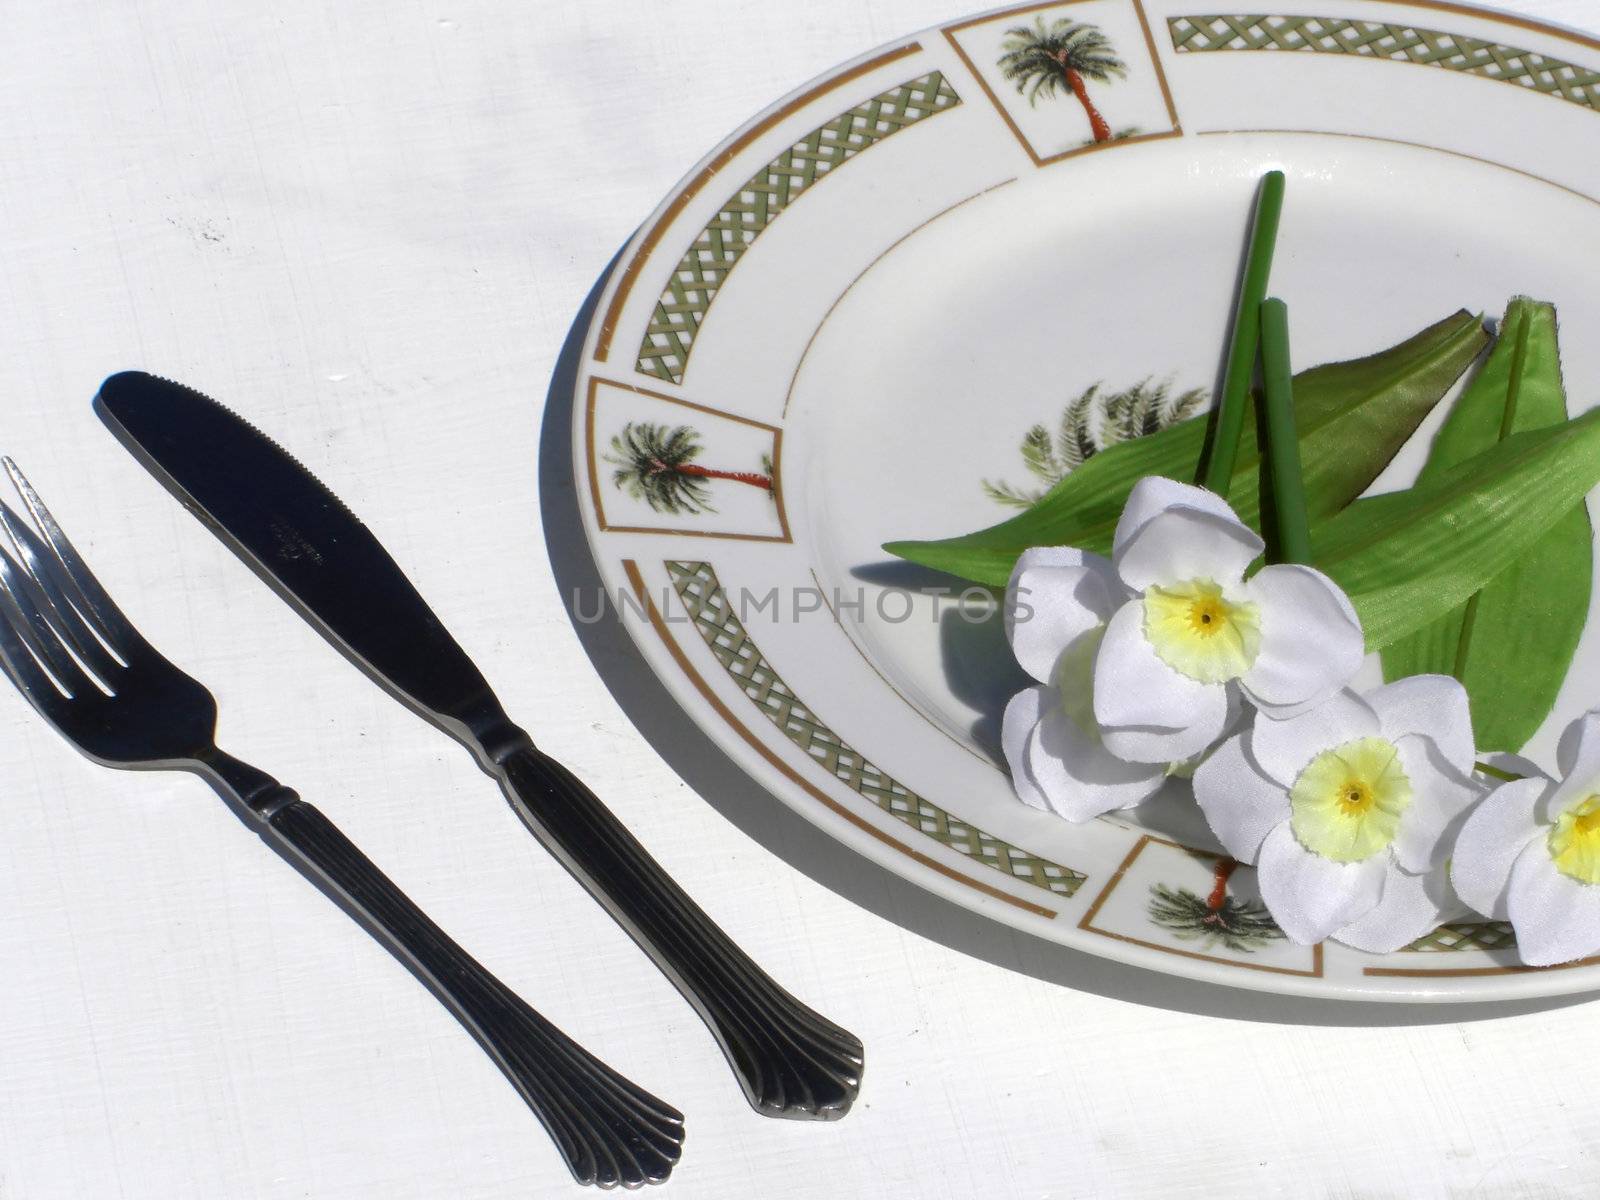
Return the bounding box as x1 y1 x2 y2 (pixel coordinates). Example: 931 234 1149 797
983 378 1207 508
606 421 774 515
1147 858 1284 953
998 17 1128 144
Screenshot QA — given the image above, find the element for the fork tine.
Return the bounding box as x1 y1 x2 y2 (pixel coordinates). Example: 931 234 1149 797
0 503 125 678
2 458 150 658
0 586 68 708
0 543 96 698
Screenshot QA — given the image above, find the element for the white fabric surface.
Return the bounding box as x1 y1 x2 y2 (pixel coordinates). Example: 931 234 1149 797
1 1 1599 1197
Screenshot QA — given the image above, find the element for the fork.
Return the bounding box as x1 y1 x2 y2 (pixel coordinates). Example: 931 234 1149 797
0 458 684 1190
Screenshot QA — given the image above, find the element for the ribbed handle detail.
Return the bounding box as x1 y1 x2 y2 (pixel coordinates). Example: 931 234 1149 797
496 747 864 1119
266 799 684 1187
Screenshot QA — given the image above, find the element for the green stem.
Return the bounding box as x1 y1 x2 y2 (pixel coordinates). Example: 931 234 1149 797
1473 761 1523 782
1259 298 1311 565
1199 170 1287 496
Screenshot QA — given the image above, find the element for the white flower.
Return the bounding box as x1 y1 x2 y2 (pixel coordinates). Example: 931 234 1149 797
1192 677 1481 951
1088 477 1364 764
1001 546 1168 821
1452 709 1600 966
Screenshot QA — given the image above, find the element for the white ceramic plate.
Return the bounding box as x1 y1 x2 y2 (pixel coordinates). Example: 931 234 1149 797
570 0 1600 1001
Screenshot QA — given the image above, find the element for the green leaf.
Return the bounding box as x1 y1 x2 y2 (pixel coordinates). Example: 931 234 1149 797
1316 405 1600 654
1379 298 1593 751
884 311 1488 586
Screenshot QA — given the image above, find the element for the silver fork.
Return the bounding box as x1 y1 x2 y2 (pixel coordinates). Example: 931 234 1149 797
0 458 684 1190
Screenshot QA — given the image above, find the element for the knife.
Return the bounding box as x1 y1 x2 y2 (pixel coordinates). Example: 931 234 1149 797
95 371 863 1120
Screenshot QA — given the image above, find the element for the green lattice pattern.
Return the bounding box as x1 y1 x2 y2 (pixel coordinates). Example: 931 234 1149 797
1403 920 1517 953
1169 15 1600 112
636 71 962 385
666 561 1086 898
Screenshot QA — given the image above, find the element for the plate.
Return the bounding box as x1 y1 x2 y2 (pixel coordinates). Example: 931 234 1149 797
569 0 1600 1001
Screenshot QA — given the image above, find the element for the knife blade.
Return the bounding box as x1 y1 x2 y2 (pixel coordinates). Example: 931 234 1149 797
95 370 863 1121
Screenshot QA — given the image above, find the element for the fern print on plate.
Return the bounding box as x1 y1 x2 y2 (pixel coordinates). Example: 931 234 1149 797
983 378 1206 508
1080 836 1318 976
1147 855 1284 954
944 0 1180 165
585 378 789 541
608 422 775 516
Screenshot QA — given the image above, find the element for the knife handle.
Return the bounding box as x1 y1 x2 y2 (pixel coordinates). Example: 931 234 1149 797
494 746 864 1120
257 795 685 1187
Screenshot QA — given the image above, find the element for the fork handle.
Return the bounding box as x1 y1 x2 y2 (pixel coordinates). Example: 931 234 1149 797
256 796 685 1187
494 745 864 1120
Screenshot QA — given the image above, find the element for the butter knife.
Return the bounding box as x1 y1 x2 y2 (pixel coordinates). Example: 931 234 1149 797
95 371 864 1120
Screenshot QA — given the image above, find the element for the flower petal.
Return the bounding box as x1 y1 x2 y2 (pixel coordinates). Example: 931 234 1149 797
1112 476 1244 554
1365 674 1476 774
1556 708 1600 776
1331 860 1455 954
1009 545 1096 573
1256 822 1386 944
1507 837 1600 966
1390 733 1482 873
1113 506 1264 593
1249 689 1381 788
1239 565 1364 716
1024 703 1167 821
1005 550 1122 684
1002 686 1052 812
1542 709 1600 822
1093 601 1229 763
1449 777 1547 920
1191 730 1289 863
1100 685 1237 766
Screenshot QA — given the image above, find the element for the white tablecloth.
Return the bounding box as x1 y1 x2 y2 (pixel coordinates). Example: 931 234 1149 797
1 2 1597 1196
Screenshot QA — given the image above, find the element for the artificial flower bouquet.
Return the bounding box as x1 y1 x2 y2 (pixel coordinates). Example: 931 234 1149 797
888 173 1600 966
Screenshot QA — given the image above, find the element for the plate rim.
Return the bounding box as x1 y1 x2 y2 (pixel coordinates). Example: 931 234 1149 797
568 0 1600 1003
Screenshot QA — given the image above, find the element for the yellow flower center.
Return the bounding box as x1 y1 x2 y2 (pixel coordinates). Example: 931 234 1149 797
1548 794 1600 884
1339 780 1374 814
1143 578 1261 684
1289 737 1413 863
1188 595 1227 635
